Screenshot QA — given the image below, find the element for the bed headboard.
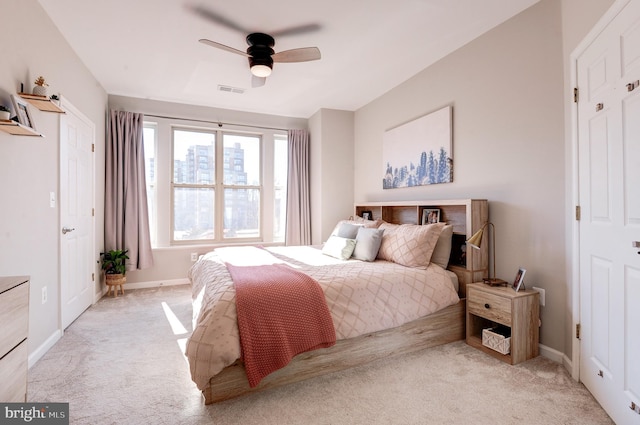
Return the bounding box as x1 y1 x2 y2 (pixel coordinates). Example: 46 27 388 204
354 199 488 298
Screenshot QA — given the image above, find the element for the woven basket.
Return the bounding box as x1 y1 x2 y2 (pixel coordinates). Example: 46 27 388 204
105 274 126 286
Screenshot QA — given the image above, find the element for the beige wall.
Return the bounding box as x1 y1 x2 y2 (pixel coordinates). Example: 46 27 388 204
354 0 567 352
0 0 108 363
309 109 355 244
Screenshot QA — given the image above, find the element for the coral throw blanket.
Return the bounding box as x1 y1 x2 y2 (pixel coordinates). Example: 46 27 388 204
226 262 336 387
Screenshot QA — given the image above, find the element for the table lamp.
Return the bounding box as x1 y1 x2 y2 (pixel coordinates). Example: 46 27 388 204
467 222 507 286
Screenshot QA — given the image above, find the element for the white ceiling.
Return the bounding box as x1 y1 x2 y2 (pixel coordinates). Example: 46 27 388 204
38 0 539 118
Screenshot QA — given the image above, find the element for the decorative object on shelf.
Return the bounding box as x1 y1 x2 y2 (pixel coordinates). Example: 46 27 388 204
101 249 129 297
422 208 440 225
32 76 48 97
382 105 453 189
466 221 507 286
0 105 10 121
10 95 36 130
361 210 373 220
512 267 526 292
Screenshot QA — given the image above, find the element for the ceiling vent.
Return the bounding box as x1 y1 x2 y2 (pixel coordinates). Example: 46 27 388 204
217 85 245 94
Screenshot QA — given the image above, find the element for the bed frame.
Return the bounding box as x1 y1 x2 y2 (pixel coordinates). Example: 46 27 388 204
199 199 488 404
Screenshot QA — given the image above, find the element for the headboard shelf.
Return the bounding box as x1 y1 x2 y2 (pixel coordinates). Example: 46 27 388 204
354 199 488 297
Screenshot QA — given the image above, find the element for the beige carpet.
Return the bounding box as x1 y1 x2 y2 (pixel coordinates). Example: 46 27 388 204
28 285 613 425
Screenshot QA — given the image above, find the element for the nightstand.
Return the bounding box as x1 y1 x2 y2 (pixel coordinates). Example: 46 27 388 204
466 282 539 364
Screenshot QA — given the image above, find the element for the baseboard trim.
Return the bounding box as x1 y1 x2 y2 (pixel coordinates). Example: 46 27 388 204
120 278 190 291
539 343 573 376
28 330 62 369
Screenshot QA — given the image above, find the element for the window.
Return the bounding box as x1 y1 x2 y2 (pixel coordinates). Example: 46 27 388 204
223 134 260 239
143 121 287 247
172 129 215 242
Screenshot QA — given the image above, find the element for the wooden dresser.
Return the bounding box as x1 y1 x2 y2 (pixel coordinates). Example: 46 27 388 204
0 276 30 402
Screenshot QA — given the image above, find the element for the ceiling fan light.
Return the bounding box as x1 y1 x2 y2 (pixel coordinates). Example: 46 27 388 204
251 64 272 77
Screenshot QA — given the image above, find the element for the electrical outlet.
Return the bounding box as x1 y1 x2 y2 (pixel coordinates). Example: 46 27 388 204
190 252 198 262
42 286 47 304
532 286 545 307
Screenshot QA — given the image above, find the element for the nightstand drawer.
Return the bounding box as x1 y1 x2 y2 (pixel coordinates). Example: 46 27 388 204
468 287 511 326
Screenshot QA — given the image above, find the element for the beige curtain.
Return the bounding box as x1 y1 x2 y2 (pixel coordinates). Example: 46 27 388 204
105 110 153 270
285 129 311 246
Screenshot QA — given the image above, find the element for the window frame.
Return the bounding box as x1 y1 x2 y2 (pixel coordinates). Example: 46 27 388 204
142 119 285 248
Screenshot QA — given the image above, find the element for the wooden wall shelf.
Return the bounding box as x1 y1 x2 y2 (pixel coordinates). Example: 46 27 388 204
18 93 64 113
0 120 42 136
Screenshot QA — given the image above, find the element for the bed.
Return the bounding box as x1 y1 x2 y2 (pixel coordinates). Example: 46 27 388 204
186 199 488 403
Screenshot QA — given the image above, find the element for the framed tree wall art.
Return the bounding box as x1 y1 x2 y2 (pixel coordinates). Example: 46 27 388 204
382 105 452 189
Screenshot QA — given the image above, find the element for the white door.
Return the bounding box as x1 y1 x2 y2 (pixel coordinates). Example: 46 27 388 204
577 1 640 423
60 99 95 329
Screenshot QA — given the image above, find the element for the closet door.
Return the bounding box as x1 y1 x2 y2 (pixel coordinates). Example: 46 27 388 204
577 1 640 423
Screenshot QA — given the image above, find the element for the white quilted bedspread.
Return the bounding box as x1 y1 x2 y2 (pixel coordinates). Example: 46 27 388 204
185 245 459 390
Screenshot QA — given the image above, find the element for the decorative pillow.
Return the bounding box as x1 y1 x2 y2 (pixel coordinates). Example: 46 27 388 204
322 235 357 260
352 227 385 261
430 225 454 269
330 218 381 237
377 222 446 268
335 222 361 239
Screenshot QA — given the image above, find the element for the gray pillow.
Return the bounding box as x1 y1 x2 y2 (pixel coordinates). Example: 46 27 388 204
336 223 361 239
352 227 385 261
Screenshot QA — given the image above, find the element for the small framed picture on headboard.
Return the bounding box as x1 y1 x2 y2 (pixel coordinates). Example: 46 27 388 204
361 210 373 220
422 208 440 225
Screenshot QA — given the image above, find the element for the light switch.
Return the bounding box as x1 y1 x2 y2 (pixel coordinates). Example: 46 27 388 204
49 192 56 208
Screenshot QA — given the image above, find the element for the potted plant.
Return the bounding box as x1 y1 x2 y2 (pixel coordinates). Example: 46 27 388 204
33 76 49 97
0 105 10 121
101 249 129 288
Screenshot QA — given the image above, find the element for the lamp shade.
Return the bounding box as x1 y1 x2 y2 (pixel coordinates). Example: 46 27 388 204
251 64 272 77
467 227 484 249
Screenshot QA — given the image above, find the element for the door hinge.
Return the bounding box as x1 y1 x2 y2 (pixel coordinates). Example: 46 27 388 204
576 323 581 339
575 206 581 221
92 273 95 282
92 143 95 153
573 87 579 103
92 208 95 217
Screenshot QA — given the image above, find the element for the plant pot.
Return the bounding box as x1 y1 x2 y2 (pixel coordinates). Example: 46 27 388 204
105 273 126 286
0 111 10 121
33 85 47 97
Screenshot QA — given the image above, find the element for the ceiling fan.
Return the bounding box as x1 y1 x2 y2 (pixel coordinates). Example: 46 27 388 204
188 4 322 87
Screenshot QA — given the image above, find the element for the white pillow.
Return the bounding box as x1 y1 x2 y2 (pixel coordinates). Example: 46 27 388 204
322 236 356 260
430 225 454 269
352 228 385 261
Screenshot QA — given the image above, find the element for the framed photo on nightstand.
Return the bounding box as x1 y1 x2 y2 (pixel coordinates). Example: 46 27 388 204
512 268 526 292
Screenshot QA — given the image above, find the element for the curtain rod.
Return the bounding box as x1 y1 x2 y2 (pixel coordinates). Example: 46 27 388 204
143 113 290 132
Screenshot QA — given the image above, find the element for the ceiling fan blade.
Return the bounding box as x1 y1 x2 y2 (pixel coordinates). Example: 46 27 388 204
199 39 249 57
252 75 266 88
272 47 321 63
271 23 322 38
186 4 247 33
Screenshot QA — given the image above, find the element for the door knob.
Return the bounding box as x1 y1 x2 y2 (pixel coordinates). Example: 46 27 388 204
62 227 75 235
